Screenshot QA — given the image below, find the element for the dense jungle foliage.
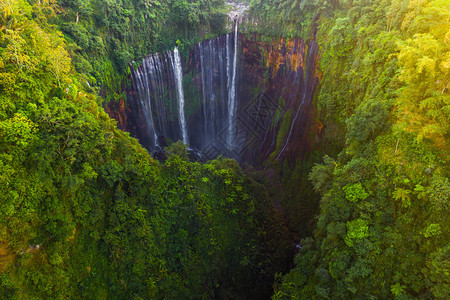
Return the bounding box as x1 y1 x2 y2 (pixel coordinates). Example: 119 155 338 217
249 0 449 298
0 0 294 298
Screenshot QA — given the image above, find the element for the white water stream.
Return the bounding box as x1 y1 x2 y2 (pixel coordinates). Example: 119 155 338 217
172 47 188 144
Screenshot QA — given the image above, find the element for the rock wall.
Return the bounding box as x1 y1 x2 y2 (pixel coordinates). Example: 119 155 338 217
105 33 321 164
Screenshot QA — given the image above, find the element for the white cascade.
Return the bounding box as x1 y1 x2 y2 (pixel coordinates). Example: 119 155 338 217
171 47 188 145
136 58 158 148
227 20 239 148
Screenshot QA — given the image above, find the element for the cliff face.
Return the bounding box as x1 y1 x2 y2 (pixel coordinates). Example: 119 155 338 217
105 33 321 164
238 35 321 162
105 97 130 133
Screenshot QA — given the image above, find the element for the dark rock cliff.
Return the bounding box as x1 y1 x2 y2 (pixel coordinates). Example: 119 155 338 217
105 33 321 164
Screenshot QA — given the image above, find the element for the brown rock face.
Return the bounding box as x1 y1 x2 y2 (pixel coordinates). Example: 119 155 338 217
237 34 320 163
104 97 130 132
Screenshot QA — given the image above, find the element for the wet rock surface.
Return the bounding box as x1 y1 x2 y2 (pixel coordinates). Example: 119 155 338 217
106 31 320 164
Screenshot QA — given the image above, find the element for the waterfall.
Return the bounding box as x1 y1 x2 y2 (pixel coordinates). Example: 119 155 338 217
151 54 168 138
199 42 209 140
128 18 243 155
226 33 231 107
130 36 238 153
129 49 188 150
197 36 230 150
171 47 188 145
227 20 239 148
133 57 157 148
125 27 318 162
208 40 217 137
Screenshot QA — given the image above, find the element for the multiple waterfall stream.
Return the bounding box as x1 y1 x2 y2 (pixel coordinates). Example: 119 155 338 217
128 21 242 158
122 19 320 162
